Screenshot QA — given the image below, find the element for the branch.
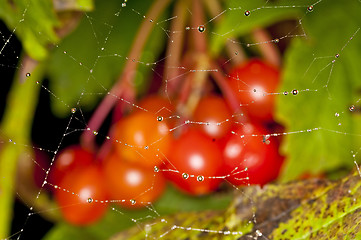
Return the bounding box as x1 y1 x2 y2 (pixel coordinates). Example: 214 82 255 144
81 0 172 149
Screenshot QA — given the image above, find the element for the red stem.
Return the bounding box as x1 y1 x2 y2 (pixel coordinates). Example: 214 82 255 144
252 28 281 67
210 61 247 121
162 0 188 98
192 0 207 53
81 0 172 149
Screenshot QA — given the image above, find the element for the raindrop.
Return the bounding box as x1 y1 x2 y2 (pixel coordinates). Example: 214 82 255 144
36 81 40 84
87 198 93 203
292 89 298 95
25 73 31 77
197 175 204 182
283 91 289 95
185 26 190 30
349 105 355 111
157 116 163 121
244 10 250 16
182 173 189 179
307 5 314 12
335 53 340 58
71 108 77 113
154 166 159 172
122 3 126 7
93 131 98 135
144 146 149 150
198 25 205 33
335 112 339 117
130 199 136 205
274 38 280 43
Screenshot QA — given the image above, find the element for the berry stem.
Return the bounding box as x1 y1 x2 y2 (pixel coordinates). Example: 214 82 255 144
162 0 188 100
252 28 281 67
210 61 247 121
81 0 172 149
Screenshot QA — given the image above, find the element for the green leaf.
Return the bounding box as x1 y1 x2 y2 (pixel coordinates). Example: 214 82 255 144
276 0 361 181
113 172 361 239
47 0 168 117
210 0 306 55
0 0 60 60
43 186 232 240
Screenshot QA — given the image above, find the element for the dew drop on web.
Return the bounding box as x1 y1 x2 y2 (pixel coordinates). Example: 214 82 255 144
182 173 189 179
197 175 204 182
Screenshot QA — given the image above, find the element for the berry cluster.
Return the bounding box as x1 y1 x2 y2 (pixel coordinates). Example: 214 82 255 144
45 58 284 225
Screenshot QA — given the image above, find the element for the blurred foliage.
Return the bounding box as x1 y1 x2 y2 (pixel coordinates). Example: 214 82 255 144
47 0 167 117
276 0 361 181
43 186 232 240
113 171 361 239
0 0 59 60
210 0 302 55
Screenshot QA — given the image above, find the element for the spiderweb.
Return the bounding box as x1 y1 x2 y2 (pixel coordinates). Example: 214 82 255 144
1 0 361 239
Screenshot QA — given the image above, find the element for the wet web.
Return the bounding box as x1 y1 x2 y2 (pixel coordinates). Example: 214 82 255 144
1 0 361 239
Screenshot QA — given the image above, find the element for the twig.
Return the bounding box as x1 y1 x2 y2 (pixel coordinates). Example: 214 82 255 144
252 28 281 67
81 0 172 149
162 0 188 99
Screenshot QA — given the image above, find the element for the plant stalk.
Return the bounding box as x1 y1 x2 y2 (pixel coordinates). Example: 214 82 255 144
0 56 44 239
81 0 172 149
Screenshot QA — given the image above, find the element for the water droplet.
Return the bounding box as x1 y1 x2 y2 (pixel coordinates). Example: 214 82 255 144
349 105 355 111
154 166 159 172
106 136 110 140
197 175 204 182
93 131 98 135
307 5 314 12
122 3 126 7
144 146 149 150
283 91 289 95
274 38 280 43
256 230 263 236
292 89 298 95
182 173 189 179
335 112 339 117
36 81 40 85
26 73 31 77
71 108 77 113
185 26 190 30
244 10 251 16
198 25 205 33
87 198 93 203
157 116 163 121
130 199 136 205
335 53 340 58
253 89 257 92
